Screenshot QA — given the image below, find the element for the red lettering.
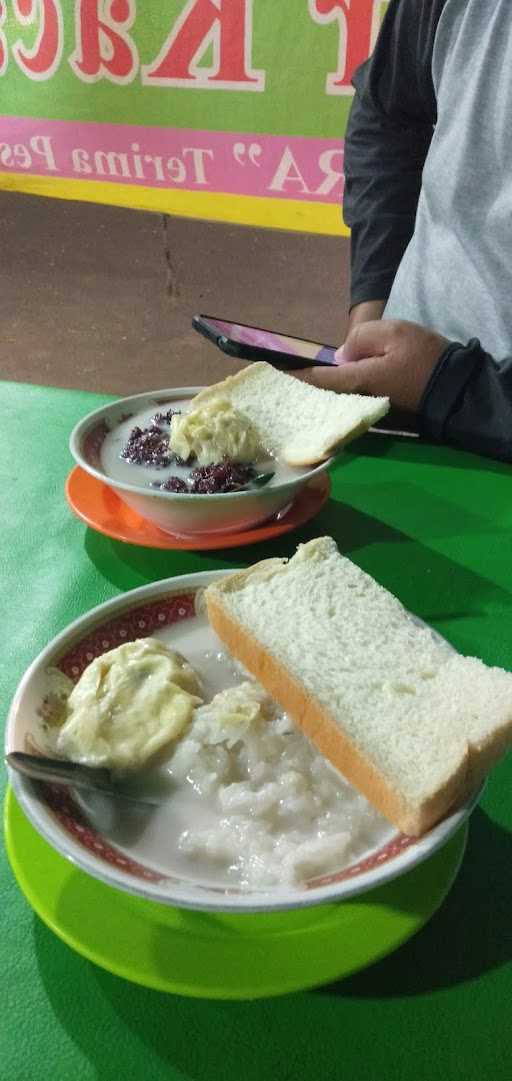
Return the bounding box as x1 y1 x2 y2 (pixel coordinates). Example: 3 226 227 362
0 1 7 76
70 0 138 84
143 0 264 90
12 0 63 80
309 0 376 93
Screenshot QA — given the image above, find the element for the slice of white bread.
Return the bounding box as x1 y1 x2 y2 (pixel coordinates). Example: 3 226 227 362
193 362 389 466
205 537 512 836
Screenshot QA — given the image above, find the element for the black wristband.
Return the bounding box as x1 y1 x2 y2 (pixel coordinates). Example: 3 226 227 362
419 338 485 441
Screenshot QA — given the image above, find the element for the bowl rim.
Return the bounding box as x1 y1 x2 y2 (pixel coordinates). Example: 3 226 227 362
69 385 334 503
5 568 482 914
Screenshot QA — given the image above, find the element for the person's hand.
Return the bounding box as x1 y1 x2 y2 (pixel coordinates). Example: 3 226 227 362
301 320 450 412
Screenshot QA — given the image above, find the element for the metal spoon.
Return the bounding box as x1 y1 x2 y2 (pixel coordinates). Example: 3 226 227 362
5 751 165 806
253 472 275 487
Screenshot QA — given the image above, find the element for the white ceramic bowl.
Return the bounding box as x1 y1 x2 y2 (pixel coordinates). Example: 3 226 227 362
6 570 480 914
69 387 333 536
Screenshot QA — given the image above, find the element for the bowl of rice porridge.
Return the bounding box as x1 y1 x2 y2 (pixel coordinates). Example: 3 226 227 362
6 570 479 914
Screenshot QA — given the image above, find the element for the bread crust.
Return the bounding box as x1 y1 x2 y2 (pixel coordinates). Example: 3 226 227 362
206 586 474 837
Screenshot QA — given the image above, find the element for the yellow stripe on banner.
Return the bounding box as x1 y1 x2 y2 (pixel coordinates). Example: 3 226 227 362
0 172 350 237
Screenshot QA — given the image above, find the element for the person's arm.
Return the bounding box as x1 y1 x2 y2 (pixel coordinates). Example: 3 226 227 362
344 0 446 310
347 300 386 332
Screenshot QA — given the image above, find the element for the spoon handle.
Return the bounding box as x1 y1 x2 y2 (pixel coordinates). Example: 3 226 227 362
6 751 112 789
5 751 163 806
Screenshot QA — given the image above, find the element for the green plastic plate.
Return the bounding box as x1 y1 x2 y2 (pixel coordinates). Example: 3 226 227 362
5 788 468 1000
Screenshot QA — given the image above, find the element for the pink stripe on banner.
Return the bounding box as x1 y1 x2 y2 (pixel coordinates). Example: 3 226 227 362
0 117 344 203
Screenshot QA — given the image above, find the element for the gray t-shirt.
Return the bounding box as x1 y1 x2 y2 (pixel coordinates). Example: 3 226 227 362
384 0 512 361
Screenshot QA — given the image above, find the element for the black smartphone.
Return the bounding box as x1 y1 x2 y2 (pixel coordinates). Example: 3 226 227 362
192 314 339 369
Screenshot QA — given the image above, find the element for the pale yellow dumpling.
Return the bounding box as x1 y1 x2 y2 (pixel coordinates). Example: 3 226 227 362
56 638 202 770
169 398 265 466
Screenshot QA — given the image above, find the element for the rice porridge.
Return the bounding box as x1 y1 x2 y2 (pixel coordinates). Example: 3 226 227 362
165 678 390 888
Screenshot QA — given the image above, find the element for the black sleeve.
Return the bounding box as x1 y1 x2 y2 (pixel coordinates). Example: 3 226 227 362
419 341 512 462
344 0 446 307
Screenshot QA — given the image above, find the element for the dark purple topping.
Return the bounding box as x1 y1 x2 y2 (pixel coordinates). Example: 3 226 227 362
121 424 172 468
160 476 188 493
150 408 181 427
189 461 257 494
152 460 257 494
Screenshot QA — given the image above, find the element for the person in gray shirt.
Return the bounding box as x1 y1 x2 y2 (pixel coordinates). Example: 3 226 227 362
303 0 512 461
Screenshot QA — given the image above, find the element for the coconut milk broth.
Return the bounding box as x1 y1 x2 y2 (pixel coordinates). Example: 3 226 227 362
99 398 310 492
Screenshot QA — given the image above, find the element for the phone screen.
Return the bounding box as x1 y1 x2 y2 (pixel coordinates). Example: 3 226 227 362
199 317 338 365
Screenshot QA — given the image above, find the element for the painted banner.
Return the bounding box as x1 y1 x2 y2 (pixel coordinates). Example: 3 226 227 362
0 2 388 234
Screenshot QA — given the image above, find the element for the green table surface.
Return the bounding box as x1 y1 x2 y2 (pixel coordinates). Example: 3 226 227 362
2 379 512 1080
